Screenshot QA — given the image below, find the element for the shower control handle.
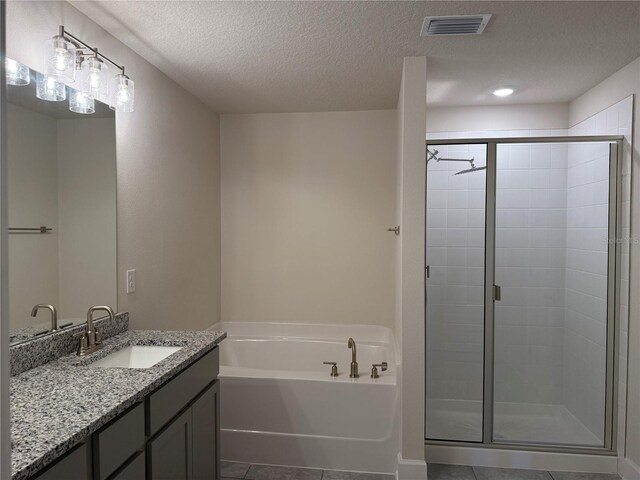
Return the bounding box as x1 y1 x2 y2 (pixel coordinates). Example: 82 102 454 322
323 361 339 377
371 362 388 379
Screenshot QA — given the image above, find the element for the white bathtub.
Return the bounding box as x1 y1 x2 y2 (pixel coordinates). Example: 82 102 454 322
213 322 399 474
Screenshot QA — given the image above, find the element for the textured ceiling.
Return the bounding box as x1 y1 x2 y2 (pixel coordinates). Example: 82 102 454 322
71 1 640 114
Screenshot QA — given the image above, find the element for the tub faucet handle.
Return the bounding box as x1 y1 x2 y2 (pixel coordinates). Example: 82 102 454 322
323 361 339 377
371 362 388 379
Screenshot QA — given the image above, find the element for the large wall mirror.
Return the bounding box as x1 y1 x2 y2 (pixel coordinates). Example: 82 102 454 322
7 63 117 345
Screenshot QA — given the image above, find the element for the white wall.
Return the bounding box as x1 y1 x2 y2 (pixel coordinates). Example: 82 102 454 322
396 56 427 477
7 1 221 331
427 104 569 134
57 118 117 319
7 103 59 328
220 110 397 327
568 58 639 471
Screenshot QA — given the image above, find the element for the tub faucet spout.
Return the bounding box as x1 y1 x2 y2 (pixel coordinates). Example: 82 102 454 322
347 337 359 378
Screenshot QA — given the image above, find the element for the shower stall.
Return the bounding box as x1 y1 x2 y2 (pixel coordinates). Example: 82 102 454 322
425 136 624 453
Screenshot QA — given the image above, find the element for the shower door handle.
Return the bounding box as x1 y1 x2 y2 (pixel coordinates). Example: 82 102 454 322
426 265 430 278
493 284 502 301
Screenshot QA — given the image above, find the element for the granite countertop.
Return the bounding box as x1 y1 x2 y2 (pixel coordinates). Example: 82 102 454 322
10 329 226 480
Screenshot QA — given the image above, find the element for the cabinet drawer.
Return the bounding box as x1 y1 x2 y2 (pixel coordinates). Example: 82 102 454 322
148 347 218 435
33 443 88 480
95 402 145 480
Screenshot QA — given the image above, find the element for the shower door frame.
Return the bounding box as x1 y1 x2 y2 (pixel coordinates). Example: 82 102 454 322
425 135 625 455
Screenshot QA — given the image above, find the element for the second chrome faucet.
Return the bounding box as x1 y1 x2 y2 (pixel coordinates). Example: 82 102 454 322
347 337 359 378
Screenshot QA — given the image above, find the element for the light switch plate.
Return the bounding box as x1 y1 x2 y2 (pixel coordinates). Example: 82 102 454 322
126 269 136 294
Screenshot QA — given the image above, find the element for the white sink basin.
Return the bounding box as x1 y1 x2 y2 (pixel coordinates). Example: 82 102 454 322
90 345 182 369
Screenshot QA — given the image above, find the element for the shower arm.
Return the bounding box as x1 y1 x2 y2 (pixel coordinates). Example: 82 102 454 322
427 149 475 167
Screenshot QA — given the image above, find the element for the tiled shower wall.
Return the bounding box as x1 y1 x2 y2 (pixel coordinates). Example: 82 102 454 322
494 142 568 405
426 143 486 403
426 100 632 444
565 96 633 447
562 140 610 439
426 130 569 405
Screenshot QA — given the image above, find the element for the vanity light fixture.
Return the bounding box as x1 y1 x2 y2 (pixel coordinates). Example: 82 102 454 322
44 33 77 84
44 25 135 112
36 72 66 102
69 89 95 115
80 54 109 99
5 57 30 86
109 73 135 113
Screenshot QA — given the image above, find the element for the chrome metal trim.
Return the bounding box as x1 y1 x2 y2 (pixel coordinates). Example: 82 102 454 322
426 135 624 146
603 142 617 450
425 439 618 456
483 142 496 444
8 226 52 234
606 140 623 452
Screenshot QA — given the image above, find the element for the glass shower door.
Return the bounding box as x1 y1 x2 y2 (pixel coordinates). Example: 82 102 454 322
425 143 487 442
491 141 613 447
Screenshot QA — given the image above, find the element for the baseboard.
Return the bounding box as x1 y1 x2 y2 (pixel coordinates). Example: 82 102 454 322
396 453 428 480
619 457 640 480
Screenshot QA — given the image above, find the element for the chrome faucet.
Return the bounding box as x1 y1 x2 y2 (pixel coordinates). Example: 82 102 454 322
347 337 359 378
76 305 115 356
31 304 58 332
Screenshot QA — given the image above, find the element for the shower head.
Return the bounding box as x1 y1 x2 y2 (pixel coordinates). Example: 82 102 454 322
454 165 487 176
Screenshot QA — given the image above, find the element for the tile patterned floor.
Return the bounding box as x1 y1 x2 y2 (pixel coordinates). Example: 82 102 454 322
221 461 622 480
428 464 621 480
221 461 395 480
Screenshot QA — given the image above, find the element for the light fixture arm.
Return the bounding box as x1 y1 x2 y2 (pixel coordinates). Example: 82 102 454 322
59 25 126 75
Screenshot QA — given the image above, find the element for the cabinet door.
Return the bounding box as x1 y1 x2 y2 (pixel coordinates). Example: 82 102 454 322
109 452 145 480
192 381 220 480
148 409 192 480
33 443 89 480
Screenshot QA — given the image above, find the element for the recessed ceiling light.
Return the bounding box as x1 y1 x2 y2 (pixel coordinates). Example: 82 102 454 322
493 87 515 97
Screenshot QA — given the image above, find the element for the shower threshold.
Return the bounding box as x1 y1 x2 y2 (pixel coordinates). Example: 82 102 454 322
426 399 602 447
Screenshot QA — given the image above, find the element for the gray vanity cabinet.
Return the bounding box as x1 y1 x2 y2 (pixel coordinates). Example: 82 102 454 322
32 443 90 480
110 453 145 480
148 409 193 480
147 380 220 480
26 346 220 480
192 381 221 480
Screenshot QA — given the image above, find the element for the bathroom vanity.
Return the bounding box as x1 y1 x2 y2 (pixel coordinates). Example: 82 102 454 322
10 316 225 480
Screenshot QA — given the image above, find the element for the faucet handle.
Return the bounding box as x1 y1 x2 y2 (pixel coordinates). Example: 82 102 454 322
95 327 103 345
371 362 388 378
73 332 89 355
323 361 339 377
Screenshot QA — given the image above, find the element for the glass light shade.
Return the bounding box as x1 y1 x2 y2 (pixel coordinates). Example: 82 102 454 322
109 74 134 113
80 56 109 100
36 72 66 101
69 90 95 114
44 35 76 83
5 58 30 86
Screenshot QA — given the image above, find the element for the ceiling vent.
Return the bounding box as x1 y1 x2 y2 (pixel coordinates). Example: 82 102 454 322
421 14 492 36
